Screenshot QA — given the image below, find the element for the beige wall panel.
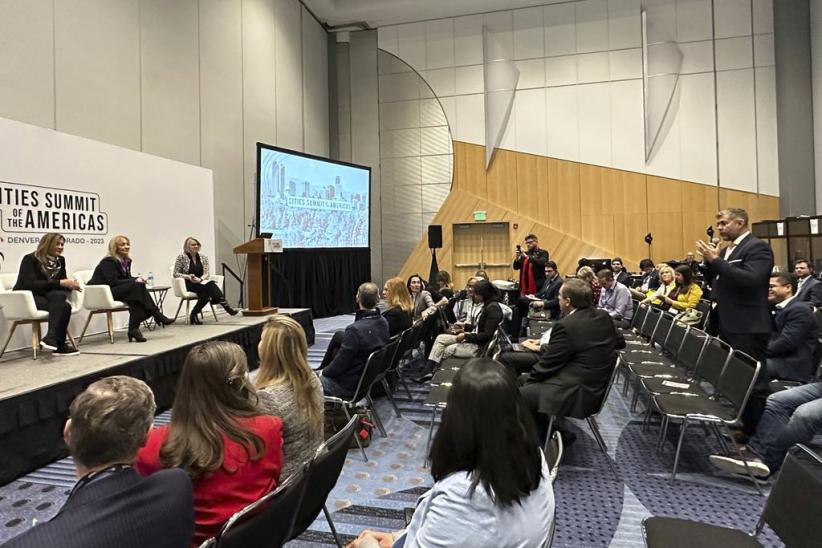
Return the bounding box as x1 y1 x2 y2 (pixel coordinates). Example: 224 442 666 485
0 0 54 128
199 0 245 292
400 142 780 281
516 153 541 220
140 0 200 165
302 10 330 157
242 0 278 226
55 0 140 150
275 0 304 151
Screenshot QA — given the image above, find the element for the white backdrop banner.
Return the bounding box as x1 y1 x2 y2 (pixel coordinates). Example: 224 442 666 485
0 116 215 347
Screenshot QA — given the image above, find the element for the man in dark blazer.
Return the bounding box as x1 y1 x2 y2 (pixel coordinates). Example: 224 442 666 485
5 376 194 548
519 279 626 434
611 257 631 286
513 233 549 296
793 259 822 307
511 261 563 338
697 207 774 436
319 282 390 398
767 272 818 382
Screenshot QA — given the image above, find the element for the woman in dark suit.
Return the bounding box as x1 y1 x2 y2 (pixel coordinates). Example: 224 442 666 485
14 232 81 355
173 237 237 325
382 276 413 337
89 235 174 342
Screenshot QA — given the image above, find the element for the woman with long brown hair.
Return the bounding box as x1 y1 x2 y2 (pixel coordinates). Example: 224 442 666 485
88 235 174 342
255 315 323 479
136 341 283 545
382 276 413 336
14 232 81 355
662 264 703 311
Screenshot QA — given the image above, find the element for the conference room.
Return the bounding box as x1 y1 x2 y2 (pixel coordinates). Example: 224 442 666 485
1 0 821 546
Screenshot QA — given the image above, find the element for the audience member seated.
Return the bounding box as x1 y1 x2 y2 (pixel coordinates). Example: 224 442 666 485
349 358 554 548
611 257 630 286
709 381 822 479
415 279 503 381
513 233 550 298
519 279 626 441
431 270 455 301
452 276 484 324
596 269 634 328
381 277 414 336
684 251 700 274
640 265 675 306
662 265 703 312
89 235 174 342
512 261 563 338
765 272 818 382
5 376 194 548
474 269 489 280
318 282 390 398
407 274 437 321
793 258 822 307
629 259 660 300
173 236 237 324
256 315 324 480
13 232 80 355
136 341 283 545
576 266 602 305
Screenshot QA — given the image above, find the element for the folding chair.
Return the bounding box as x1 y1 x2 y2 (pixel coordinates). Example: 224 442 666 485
199 463 310 548
289 416 359 548
642 444 822 547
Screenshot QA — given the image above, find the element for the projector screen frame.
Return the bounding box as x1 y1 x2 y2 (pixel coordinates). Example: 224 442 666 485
255 142 372 250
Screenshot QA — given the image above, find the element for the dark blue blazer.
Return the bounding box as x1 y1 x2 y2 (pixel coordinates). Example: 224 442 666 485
702 234 773 335
767 298 818 382
322 309 390 397
537 275 563 319
4 468 194 548
795 276 822 307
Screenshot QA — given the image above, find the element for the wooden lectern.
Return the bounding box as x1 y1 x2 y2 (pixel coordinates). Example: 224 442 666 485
233 237 282 316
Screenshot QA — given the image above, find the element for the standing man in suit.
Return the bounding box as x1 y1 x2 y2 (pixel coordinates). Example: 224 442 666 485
793 259 822 307
513 233 549 298
767 272 818 382
519 279 626 440
697 207 774 436
5 376 194 548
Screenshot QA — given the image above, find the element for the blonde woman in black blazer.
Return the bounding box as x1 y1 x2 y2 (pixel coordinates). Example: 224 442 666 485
173 237 237 324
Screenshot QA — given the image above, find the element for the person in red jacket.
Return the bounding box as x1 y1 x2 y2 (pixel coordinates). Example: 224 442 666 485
136 341 283 545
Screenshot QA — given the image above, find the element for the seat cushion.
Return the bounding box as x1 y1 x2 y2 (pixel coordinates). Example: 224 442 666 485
643 517 762 548
653 393 737 421
628 361 683 378
641 377 708 397
424 384 449 406
621 348 667 364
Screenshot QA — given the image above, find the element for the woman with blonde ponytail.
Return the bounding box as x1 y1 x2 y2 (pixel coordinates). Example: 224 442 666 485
256 315 324 479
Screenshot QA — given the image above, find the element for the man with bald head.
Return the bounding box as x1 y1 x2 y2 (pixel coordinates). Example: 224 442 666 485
697 207 774 436
319 282 390 398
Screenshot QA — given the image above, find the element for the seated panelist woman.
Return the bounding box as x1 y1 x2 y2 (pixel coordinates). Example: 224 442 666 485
14 232 81 355
89 235 174 342
173 237 238 325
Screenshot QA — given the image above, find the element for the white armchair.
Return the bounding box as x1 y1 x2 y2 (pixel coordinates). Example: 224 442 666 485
170 267 224 324
0 273 50 359
74 270 129 343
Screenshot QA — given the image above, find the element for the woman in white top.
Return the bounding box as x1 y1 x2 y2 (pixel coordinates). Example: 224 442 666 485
349 358 555 548
641 264 676 306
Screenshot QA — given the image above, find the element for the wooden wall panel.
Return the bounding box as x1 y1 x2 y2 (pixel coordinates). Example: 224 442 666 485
397 141 781 282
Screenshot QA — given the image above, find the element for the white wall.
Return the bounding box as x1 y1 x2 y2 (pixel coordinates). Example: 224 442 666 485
0 0 331 302
0 116 214 347
377 0 779 196
812 0 822 213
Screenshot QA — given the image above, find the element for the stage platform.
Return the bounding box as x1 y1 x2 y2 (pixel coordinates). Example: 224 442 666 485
0 308 313 486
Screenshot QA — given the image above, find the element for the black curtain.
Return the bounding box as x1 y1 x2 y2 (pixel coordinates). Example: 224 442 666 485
268 248 370 318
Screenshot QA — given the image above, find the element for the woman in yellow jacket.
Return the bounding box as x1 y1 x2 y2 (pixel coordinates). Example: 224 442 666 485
662 265 703 311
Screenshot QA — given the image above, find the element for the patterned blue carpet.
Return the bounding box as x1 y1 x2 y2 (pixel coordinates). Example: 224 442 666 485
0 314 784 546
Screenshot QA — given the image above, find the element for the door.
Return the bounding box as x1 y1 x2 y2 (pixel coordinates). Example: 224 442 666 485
452 222 511 288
